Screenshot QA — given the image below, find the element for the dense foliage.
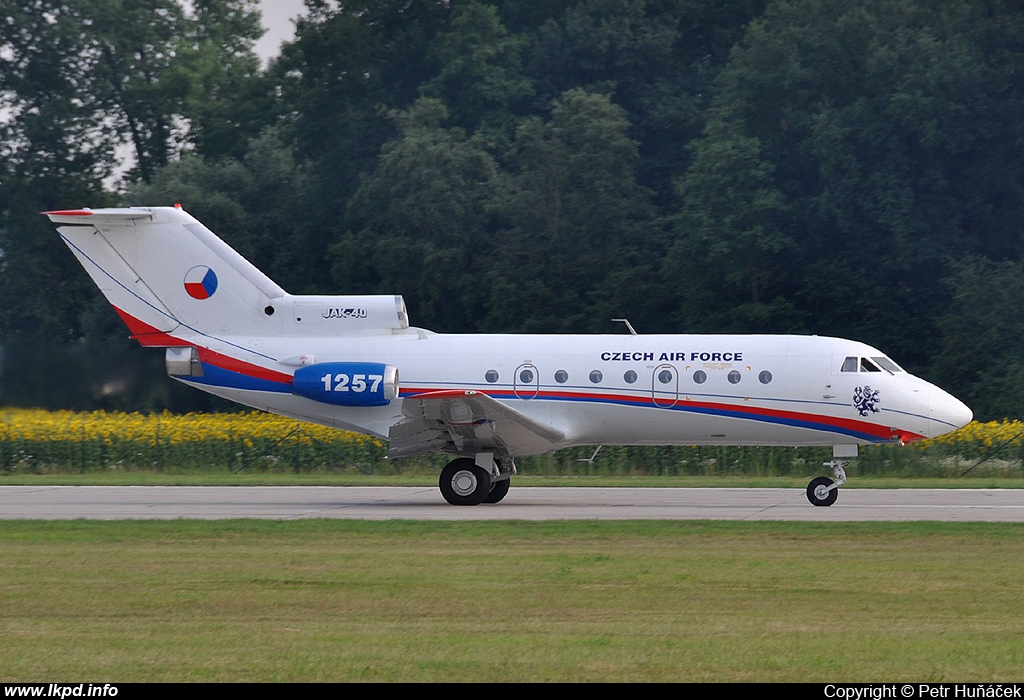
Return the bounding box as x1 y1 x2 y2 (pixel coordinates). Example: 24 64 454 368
2 0 1022 419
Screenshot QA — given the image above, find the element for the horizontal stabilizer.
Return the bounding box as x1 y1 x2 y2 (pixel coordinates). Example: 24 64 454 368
45 209 154 224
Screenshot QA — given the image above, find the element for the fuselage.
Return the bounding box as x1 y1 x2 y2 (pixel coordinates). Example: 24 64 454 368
182 328 972 455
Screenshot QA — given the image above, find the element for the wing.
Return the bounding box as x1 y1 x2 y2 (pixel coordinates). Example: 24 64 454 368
387 390 565 459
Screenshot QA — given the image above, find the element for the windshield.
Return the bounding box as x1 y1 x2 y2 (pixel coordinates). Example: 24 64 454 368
871 356 903 373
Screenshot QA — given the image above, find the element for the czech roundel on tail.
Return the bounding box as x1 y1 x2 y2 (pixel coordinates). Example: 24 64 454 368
45 207 973 506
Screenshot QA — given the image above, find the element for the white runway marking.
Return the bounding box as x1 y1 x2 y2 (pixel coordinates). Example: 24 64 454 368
2 486 1023 521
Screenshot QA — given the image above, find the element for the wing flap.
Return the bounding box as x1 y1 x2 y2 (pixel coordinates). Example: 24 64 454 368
388 390 565 459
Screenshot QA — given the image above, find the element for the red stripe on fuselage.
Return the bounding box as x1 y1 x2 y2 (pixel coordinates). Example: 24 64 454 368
400 386 924 442
193 346 292 384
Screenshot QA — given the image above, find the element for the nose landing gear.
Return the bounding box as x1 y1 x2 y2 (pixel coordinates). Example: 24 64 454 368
806 446 853 507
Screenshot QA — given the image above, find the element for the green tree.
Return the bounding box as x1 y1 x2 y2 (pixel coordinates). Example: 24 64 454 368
336 99 503 331
272 1 450 241
492 89 658 332
1 0 265 182
419 1 533 138
666 120 794 332
178 0 269 161
932 259 1024 421
525 0 768 199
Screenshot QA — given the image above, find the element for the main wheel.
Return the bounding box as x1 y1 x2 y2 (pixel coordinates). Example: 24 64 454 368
806 476 838 507
439 458 492 506
483 478 510 504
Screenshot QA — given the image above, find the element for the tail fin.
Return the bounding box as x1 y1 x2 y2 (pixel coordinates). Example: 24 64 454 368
46 207 286 344
45 207 409 346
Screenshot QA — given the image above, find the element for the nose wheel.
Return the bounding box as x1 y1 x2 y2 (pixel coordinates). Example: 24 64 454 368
806 459 848 507
806 476 838 506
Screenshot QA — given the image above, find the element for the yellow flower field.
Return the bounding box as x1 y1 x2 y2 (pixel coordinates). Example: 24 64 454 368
0 408 386 473
918 419 1024 451
0 408 380 446
0 408 1020 477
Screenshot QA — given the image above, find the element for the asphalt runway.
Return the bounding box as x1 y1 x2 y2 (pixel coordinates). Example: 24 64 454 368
1 485 1023 521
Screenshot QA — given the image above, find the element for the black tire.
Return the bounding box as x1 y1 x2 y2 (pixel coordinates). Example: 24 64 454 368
439 458 492 506
483 478 510 504
806 476 838 507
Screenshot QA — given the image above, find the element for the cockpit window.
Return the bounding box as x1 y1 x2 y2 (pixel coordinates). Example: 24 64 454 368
871 356 903 373
844 355 901 373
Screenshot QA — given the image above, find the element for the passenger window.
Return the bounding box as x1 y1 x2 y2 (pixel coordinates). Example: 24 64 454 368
658 369 673 384
727 370 742 384
758 370 772 384
841 357 858 372
519 369 535 384
589 370 603 384
693 370 707 384
623 370 637 384
554 370 568 384
485 370 499 383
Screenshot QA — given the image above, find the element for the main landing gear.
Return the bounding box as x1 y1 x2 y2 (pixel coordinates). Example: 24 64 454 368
439 455 514 506
806 446 855 507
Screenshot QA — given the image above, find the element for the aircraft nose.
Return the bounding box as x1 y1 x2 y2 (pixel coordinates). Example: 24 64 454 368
930 388 973 432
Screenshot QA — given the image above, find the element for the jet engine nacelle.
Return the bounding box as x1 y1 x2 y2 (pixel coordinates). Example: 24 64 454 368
292 362 399 407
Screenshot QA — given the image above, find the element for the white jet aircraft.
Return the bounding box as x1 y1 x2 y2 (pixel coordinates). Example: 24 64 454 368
45 206 972 506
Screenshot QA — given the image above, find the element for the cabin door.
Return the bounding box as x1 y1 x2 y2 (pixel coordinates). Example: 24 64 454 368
513 363 540 400
652 364 679 408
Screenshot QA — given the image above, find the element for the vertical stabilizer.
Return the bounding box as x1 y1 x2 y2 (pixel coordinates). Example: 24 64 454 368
45 207 286 345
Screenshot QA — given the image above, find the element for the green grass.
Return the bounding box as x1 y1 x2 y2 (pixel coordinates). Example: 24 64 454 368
1 520 1023 681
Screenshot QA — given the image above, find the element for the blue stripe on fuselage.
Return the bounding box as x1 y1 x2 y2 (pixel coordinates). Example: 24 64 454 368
180 362 292 393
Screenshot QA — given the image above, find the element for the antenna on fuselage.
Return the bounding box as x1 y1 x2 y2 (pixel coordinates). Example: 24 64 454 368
612 318 638 335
